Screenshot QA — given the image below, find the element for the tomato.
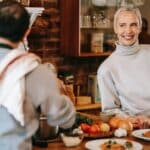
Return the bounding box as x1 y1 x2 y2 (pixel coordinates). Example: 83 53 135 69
96 121 103 127
80 123 91 133
89 124 101 134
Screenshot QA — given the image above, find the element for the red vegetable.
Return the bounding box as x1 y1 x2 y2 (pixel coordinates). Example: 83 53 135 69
80 123 91 133
89 124 101 134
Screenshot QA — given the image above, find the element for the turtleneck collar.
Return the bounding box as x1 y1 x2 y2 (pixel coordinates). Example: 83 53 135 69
114 41 140 56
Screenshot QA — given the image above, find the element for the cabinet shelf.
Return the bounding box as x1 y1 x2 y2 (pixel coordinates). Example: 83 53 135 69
60 0 116 57
81 27 112 30
79 52 111 57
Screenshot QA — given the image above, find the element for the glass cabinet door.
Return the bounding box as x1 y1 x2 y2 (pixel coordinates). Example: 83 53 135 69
60 0 149 57
80 0 116 56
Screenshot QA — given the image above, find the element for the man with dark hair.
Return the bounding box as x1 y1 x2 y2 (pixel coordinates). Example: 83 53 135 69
0 0 30 42
0 1 76 149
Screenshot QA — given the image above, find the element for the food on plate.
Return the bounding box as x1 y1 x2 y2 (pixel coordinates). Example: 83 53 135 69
100 140 133 150
143 130 150 138
100 142 125 150
125 141 133 149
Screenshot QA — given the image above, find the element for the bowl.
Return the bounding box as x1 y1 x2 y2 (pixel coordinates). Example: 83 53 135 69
60 133 83 147
100 112 115 123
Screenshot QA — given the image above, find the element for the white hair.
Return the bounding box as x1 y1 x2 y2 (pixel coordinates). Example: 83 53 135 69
114 7 142 32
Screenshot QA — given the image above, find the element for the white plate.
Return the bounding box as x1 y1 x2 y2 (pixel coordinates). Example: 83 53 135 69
132 129 150 141
85 138 143 150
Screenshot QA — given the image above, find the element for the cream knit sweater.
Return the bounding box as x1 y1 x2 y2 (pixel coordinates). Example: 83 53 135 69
97 42 150 117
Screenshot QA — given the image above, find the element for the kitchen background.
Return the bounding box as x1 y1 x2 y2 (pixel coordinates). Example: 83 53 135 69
17 0 150 103
28 0 105 102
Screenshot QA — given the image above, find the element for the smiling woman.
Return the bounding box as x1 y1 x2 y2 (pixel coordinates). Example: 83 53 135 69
113 7 142 46
97 6 150 128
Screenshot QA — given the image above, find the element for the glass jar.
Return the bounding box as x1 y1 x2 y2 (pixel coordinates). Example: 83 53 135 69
91 32 104 53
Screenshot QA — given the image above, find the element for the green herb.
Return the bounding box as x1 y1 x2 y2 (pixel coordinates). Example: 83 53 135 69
112 141 117 144
73 113 94 128
108 140 112 144
125 141 133 149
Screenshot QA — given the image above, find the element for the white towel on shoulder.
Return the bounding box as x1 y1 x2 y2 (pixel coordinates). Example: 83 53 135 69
0 49 41 126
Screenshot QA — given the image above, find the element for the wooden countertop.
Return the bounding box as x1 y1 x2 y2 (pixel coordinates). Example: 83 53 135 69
33 113 150 150
33 136 150 150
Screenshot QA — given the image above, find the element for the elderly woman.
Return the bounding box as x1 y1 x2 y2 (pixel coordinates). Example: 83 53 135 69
97 7 150 128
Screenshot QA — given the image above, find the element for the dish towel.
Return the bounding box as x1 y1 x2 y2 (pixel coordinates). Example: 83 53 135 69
0 49 41 126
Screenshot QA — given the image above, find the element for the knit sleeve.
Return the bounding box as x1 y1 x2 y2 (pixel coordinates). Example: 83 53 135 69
25 64 76 129
97 64 121 112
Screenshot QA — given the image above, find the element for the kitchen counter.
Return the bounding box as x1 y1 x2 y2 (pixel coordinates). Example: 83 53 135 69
33 136 150 150
33 113 150 150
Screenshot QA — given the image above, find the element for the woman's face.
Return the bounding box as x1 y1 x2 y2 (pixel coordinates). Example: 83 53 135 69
115 11 141 46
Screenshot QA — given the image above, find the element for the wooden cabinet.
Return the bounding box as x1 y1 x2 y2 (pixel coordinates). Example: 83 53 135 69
60 0 115 57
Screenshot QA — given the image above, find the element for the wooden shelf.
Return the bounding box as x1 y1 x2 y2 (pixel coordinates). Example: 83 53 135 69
75 103 101 111
79 52 111 57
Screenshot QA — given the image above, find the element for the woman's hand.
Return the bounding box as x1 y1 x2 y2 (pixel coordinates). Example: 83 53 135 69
128 115 150 129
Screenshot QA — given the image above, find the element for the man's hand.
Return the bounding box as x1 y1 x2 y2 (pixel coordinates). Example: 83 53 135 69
57 79 75 104
57 79 67 95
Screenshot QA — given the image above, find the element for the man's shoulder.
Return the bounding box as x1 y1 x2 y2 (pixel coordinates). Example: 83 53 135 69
25 63 57 84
